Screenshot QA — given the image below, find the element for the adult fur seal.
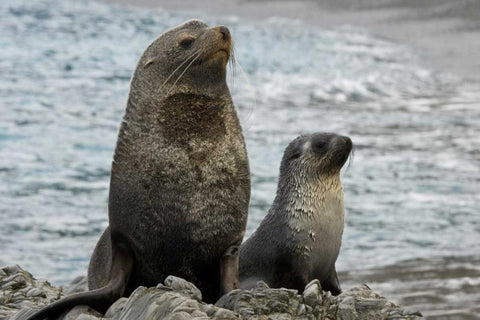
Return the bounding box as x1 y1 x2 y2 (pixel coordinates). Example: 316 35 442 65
239 132 351 295
27 20 250 319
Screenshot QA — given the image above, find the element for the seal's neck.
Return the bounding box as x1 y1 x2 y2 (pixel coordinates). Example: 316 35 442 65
277 173 344 219
129 66 230 101
126 80 231 117
113 91 233 163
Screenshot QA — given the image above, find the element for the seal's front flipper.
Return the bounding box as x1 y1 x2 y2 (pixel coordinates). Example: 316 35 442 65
321 265 342 296
219 245 240 296
26 243 134 320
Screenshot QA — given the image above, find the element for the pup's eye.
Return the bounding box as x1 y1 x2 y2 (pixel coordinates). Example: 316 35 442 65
179 38 194 49
314 141 326 149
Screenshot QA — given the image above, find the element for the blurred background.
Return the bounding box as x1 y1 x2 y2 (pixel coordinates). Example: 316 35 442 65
1 0 479 319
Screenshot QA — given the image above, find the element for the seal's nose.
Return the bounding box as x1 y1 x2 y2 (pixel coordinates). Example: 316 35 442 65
343 136 352 149
219 26 230 40
331 135 352 150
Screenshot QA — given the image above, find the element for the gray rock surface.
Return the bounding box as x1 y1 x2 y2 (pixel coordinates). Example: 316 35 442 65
0 265 423 319
0 265 63 320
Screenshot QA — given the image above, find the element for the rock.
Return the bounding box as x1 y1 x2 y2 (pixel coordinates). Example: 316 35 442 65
0 265 63 319
114 286 205 319
26 288 45 298
334 285 423 320
0 265 424 319
63 275 88 296
302 279 322 308
163 275 203 302
216 282 305 319
60 305 102 320
9 307 40 320
337 295 356 320
105 297 128 317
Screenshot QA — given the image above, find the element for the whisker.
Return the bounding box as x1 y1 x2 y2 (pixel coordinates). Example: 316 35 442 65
347 146 354 171
166 51 202 96
228 42 236 86
234 54 256 125
231 44 237 86
160 49 201 91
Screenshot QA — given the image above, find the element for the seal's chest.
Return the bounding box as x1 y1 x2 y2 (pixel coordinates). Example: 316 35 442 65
289 192 344 258
160 94 227 144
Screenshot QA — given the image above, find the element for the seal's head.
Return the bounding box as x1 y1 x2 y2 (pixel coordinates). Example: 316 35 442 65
132 20 233 97
280 132 352 180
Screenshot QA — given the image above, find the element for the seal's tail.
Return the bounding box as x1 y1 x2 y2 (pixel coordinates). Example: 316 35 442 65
26 244 134 320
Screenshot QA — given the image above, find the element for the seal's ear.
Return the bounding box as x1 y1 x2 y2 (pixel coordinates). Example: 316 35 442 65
143 59 155 69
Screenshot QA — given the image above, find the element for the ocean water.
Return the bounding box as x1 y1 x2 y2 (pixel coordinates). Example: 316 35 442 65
1 0 479 317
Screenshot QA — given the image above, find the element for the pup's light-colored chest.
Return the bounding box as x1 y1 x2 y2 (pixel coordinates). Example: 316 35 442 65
287 176 345 262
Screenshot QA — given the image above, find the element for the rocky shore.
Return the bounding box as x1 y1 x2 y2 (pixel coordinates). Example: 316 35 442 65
1 265 422 320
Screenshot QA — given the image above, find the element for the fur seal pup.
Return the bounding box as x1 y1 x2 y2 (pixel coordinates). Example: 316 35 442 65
27 20 250 319
239 132 351 295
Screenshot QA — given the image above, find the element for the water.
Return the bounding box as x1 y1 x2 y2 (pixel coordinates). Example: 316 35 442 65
1 0 479 317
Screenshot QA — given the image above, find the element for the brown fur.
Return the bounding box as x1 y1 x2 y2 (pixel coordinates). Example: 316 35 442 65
27 20 250 320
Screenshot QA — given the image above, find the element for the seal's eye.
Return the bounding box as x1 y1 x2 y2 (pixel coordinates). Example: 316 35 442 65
179 37 194 49
314 141 326 149
311 136 329 155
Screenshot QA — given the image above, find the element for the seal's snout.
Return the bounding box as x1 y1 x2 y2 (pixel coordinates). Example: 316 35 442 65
341 136 352 150
219 26 230 40
203 26 232 63
331 135 352 150
345 136 352 148
330 135 352 168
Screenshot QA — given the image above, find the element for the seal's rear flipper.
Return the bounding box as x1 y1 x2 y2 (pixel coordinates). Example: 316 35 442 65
219 245 240 296
26 244 134 320
321 266 342 296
